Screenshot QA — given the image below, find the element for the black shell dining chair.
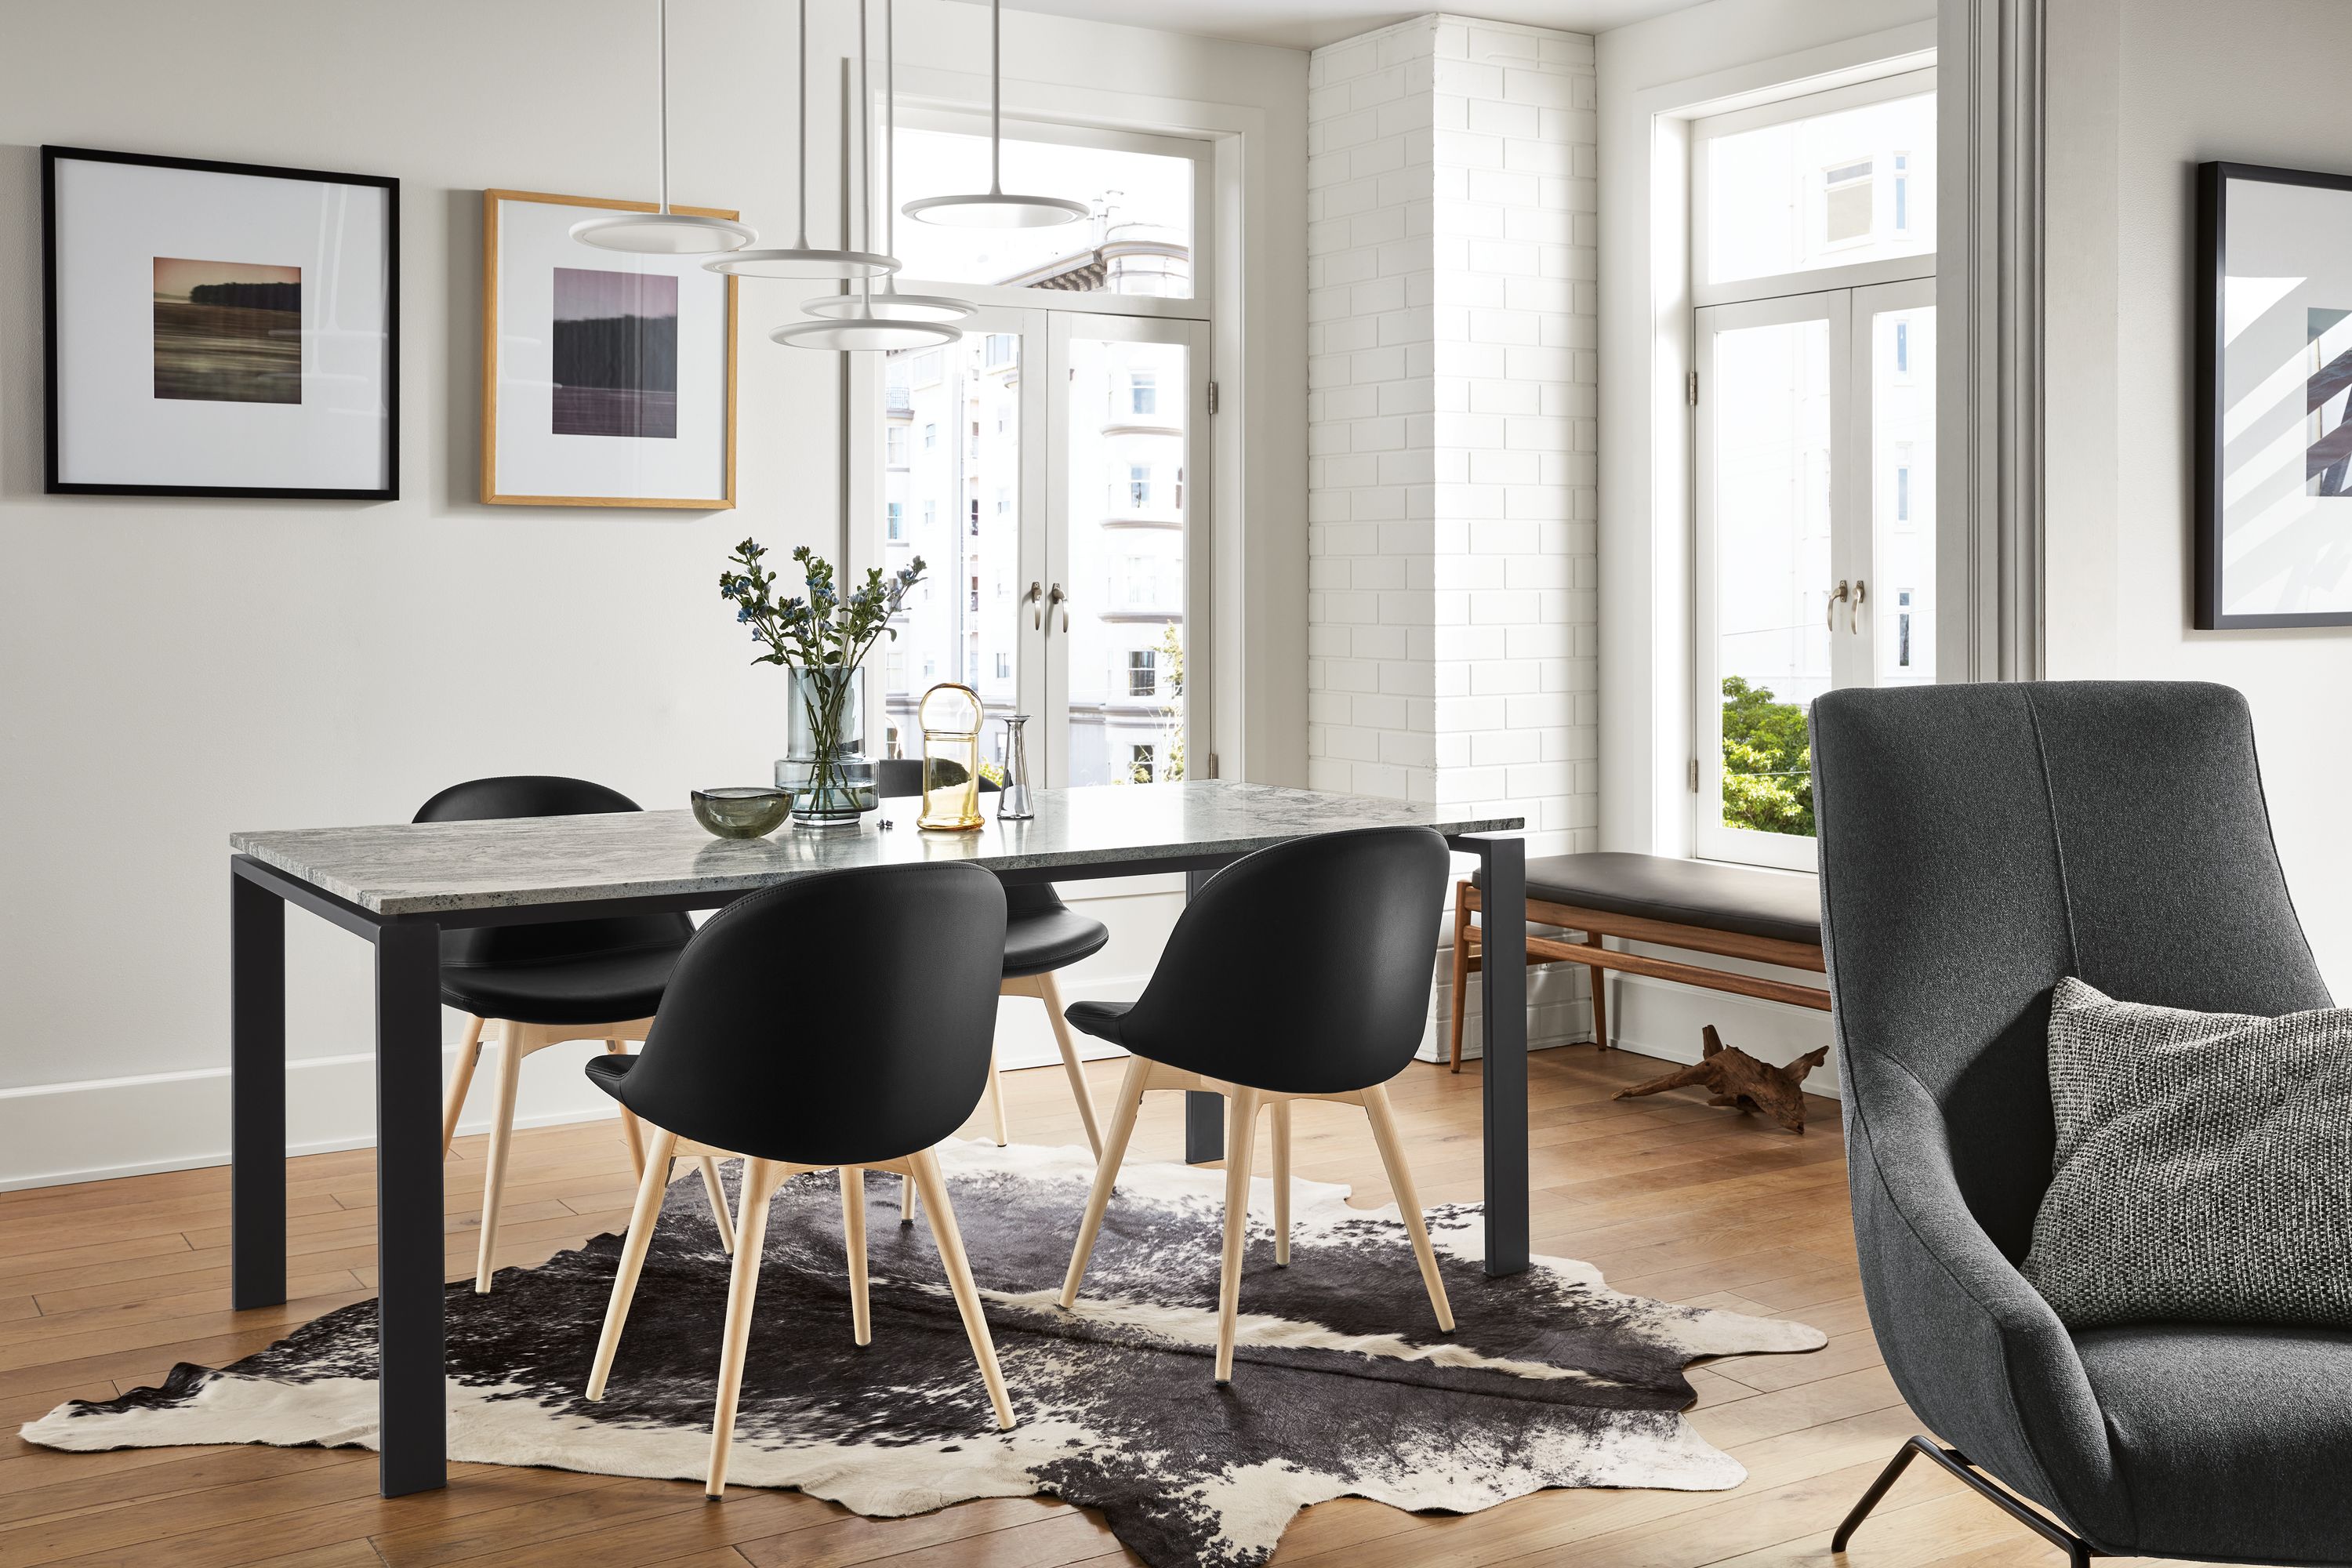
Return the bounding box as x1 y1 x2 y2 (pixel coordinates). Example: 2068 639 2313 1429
419 776 731 1291
1056 825 1457 1381
877 757 1109 1154
579 862 1018 1498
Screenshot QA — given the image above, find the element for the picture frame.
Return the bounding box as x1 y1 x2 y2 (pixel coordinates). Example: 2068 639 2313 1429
42 145 399 500
481 188 738 509
2197 160 2352 629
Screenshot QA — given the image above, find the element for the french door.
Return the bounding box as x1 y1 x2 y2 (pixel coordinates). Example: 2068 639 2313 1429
873 308 1209 788
1693 277 1934 869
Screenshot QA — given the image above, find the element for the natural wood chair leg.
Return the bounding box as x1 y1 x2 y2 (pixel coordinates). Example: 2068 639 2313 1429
1584 931 1610 1049
981 1044 1010 1147
586 1128 677 1401
909 1148 1016 1430
612 1039 648 1180
474 1022 526 1294
1060 1052 1153 1308
1450 883 1472 1073
1034 970 1104 1156
1270 1099 1292 1267
900 1170 918 1227
1215 1087 1265 1383
699 1157 736 1254
706 1157 784 1501
1362 1083 1454 1333
441 1014 485 1155
840 1167 870 1347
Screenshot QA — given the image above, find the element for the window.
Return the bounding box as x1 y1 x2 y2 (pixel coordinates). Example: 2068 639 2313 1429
922 653 936 677
887 501 903 540
1896 441 1915 523
985 332 1014 367
1895 320 1910 375
969 419 979 459
1823 158 1873 245
995 651 1011 679
1698 74 1935 287
886 426 907 466
1896 589 1913 668
924 423 937 450
922 499 936 528
909 350 942 386
1129 743 1156 783
1131 371 1157 416
1128 648 1156 696
996 486 1011 515
890 125 1197 300
1128 464 1151 508
969 499 980 534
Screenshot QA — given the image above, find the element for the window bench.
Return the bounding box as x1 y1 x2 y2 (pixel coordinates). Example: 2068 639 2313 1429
1448 851 1829 1071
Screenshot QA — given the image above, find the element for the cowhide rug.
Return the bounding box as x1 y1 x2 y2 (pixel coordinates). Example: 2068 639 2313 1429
23 1139 1823 1567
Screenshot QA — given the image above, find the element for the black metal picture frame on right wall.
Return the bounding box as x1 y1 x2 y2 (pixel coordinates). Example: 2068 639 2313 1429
2198 161 2352 628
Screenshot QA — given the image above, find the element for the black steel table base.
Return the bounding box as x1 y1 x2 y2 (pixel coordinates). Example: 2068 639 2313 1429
230 825 1533 1497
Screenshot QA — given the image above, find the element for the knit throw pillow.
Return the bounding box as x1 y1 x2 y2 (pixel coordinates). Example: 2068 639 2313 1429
2021 976 2352 1329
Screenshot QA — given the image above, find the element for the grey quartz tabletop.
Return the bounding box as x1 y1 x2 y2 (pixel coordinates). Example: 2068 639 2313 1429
230 780 1523 916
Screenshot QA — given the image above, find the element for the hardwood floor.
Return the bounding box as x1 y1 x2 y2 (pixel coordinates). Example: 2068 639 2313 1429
0 1044 2176 1567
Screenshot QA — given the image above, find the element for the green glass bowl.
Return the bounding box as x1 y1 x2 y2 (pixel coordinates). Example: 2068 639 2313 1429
691 786 793 840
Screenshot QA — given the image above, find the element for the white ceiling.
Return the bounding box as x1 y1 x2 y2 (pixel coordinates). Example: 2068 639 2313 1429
995 0 1711 52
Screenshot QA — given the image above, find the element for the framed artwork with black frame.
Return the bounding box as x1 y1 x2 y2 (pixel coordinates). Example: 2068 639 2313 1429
481 188 738 509
2198 160 2352 628
42 145 399 500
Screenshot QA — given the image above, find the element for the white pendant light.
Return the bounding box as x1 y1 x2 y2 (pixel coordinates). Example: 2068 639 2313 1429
775 0 960 350
706 0 897 280
900 0 1087 229
572 0 758 255
803 0 976 325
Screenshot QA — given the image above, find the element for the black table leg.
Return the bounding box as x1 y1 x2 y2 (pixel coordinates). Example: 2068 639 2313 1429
1470 835 1528 1276
231 869 286 1310
374 921 446 1497
1181 868 1223 1163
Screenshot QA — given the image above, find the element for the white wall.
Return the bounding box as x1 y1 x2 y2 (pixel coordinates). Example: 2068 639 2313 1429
2041 0 2352 996
0 0 1306 1189
1592 0 1933 1083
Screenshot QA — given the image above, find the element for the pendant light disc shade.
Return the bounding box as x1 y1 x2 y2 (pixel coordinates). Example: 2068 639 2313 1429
902 191 1090 228
800 289 975 323
569 210 757 254
705 247 900 280
771 317 962 351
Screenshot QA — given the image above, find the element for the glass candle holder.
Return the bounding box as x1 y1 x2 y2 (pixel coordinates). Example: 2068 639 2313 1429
918 682 986 832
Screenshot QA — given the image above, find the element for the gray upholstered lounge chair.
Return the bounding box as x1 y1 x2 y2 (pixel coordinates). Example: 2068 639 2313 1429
1809 681 2352 1567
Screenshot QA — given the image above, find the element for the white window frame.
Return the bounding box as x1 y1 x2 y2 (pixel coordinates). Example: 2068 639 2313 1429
1690 67 1936 310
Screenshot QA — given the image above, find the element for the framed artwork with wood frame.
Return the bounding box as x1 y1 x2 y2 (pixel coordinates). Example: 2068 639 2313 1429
2197 160 2352 628
481 189 738 508
43 144 398 499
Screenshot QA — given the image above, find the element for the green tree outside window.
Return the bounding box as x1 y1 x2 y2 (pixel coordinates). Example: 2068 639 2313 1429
1720 675 1813 837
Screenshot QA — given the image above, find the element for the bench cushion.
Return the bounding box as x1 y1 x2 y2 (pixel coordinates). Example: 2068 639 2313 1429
1482 851 1820 949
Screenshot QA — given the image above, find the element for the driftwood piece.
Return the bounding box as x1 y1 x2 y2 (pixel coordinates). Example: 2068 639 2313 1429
1611 1025 1831 1133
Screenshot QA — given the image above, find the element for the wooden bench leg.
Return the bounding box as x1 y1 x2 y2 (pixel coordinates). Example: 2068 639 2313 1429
1585 929 1609 1050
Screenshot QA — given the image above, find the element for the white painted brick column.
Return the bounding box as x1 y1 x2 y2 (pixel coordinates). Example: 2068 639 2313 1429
1307 15 1599 1054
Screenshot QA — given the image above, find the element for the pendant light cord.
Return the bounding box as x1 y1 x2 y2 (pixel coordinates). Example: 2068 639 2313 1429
883 0 897 292
657 0 671 212
858 0 873 306
989 0 1003 196
794 0 811 248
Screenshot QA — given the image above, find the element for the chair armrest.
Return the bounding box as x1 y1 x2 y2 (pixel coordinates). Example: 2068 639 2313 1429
1842 1052 2122 1537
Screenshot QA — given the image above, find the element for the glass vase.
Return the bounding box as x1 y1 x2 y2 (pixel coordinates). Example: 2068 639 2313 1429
775 665 876 830
917 683 986 832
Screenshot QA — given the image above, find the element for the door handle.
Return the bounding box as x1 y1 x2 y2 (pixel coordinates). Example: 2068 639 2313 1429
1824 579 1849 630
1849 579 1866 635
1047 583 1068 633
1024 581 1043 630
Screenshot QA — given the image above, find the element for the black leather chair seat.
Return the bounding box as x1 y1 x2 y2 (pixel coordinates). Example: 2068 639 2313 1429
1480 850 1820 948
439 943 682 1027
1061 997 1134 1046
2072 1323 2352 1560
1003 884 1109 978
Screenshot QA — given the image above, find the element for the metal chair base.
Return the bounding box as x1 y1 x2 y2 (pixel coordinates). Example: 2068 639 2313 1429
1832 1436 2092 1566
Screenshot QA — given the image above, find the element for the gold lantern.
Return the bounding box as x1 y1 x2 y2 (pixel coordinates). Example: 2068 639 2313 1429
917 683 986 832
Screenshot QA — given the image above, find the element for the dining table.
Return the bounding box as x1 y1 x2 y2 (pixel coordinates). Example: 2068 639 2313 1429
227 779 1528 1497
